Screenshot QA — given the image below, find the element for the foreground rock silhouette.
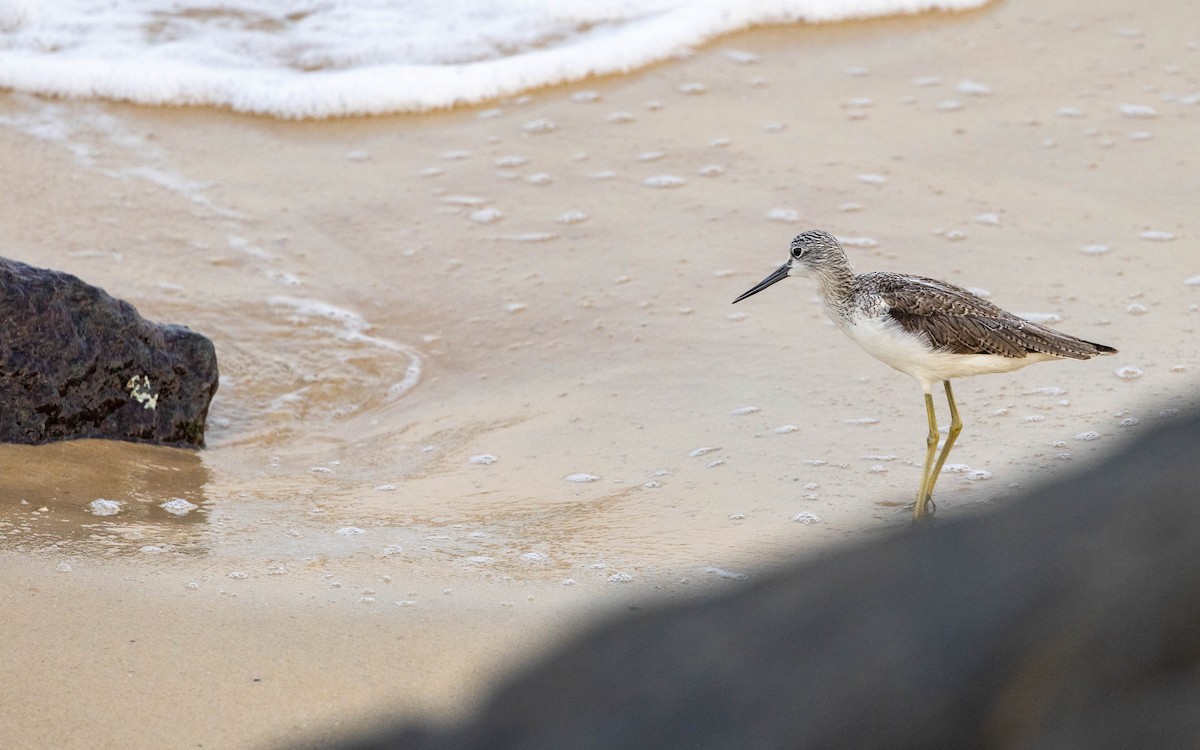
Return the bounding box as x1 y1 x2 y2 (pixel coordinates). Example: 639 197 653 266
313 407 1200 750
0 257 218 448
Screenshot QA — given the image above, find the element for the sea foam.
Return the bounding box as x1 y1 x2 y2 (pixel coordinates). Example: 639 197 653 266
0 0 992 119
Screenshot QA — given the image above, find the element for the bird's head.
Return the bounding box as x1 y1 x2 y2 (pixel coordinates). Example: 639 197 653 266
733 230 844 304
788 230 843 267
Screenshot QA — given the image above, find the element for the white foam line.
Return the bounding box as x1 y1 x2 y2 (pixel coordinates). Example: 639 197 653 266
267 296 425 398
268 295 370 332
0 0 994 119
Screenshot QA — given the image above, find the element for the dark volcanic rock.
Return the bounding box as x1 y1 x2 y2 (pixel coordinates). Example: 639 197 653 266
315 407 1200 750
0 257 218 448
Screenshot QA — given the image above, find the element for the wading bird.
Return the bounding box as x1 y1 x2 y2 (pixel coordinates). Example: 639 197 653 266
734 230 1116 522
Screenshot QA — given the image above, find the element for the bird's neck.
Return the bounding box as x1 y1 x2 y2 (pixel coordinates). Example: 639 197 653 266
806 260 857 319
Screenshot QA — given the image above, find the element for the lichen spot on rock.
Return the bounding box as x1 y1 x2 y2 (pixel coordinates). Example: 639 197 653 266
127 375 159 410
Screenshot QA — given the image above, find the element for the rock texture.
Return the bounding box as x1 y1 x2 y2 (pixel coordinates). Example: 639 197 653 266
0 257 218 448
319 408 1200 750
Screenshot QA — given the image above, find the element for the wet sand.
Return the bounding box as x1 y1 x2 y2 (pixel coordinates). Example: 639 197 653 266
1 0 1198 747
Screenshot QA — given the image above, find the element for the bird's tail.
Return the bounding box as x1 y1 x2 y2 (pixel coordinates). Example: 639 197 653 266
1026 324 1118 360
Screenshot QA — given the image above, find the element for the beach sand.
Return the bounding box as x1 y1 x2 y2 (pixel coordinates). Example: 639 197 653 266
1 0 1198 746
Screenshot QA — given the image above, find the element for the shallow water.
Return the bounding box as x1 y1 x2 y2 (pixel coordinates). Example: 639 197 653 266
3 7 1197 583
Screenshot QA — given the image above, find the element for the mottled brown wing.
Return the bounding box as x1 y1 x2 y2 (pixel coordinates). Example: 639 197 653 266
869 273 1114 360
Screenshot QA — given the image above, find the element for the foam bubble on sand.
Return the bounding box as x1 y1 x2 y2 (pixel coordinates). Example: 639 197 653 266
1118 104 1158 118
724 49 760 64
1028 386 1067 396
705 566 747 580
160 498 199 516
1140 230 1175 241
88 498 121 516
522 118 556 133
643 175 686 188
502 232 558 242
470 207 504 223
0 0 992 118
441 195 488 206
564 473 600 483
956 79 992 95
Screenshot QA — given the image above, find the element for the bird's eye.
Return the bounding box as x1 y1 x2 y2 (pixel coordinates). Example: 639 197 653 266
791 247 803 259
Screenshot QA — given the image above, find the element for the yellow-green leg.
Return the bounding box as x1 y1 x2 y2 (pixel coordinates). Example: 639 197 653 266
913 392 940 522
929 381 964 488
913 381 965 524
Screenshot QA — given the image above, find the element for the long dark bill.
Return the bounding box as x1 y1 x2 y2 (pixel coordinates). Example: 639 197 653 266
733 261 791 304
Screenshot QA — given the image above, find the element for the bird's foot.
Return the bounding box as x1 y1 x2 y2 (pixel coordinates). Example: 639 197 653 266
910 494 937 526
